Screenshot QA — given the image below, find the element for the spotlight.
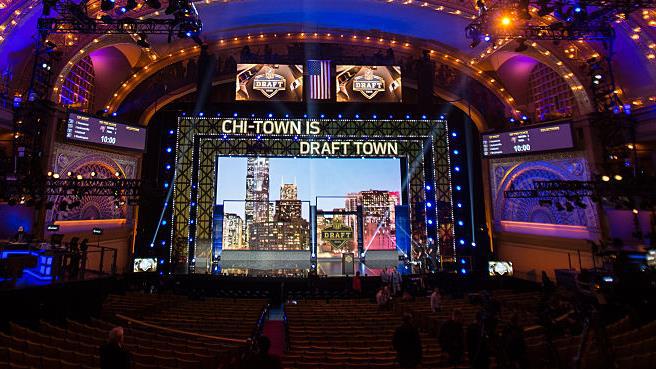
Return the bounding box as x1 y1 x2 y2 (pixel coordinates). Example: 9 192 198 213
76 174 83 180
565 202 574 212
574 199 587 209
52 173 60 179
101 0 116 12
125 0 137 11
136 33 150 48
115 171 121 177
484 35 492 42
465 24 482 48
500 16 512 27
515 39 529 52
67 171 73 177
145 0 162 8
101 15 114 24
519 0 531 20
90 171 96 177
614 174 623 181
601 175 610 182
47 171 53 177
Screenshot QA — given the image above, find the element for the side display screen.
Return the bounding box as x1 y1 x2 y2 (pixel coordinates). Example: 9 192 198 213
236 64 304 101
336 65 402 102
482 122 574 157
66 113 146 151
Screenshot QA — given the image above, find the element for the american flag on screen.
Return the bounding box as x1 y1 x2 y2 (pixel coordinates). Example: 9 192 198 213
307 60 331 100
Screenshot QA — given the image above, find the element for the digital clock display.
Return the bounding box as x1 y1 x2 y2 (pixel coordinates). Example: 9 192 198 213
482 122 573 157
66 113 146 151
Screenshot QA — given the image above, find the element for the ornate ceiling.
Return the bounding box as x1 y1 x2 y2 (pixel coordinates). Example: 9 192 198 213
1 0 656 126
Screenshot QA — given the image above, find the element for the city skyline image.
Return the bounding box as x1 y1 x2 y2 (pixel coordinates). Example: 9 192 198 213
215 157 402 252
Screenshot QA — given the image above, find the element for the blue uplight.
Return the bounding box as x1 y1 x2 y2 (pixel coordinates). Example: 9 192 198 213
164 182 169 188
457 203 463 208
268 113 273 118
458 220 464 226
459 239 465 245
425 185 431 191
454 166 460 172
427 219 433 225
355 114 360 118
452 132 457 137
166 147 172 153
456 185 462 191
426 202 432 208
460 268 467 274
460 258 466 264
165 164 171 170
453 150 459 155
169 130 174 135
161 220 167 225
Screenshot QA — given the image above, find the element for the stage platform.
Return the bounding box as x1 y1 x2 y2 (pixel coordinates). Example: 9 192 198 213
194 250 401 276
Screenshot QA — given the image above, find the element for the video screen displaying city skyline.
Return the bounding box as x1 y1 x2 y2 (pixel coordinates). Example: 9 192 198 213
215 157 403 253
215 157 402 218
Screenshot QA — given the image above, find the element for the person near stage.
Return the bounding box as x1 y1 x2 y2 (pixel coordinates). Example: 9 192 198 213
376 286 391 310
430 289 442 313
10 226 28 243
100 327 131 369
242 336 282 369
499 313 528 369
381 267 390 286
467 312 491 369
352 271 363 296
439 309 465 367
392 313 422 369
391 267 402 296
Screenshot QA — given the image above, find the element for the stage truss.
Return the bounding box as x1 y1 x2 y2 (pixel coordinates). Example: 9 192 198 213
171 117 454 271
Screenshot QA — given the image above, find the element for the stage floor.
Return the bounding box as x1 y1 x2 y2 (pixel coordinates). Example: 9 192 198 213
212 259 405 277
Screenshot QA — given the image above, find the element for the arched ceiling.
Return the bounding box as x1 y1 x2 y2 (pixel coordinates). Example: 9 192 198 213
1 0 656 118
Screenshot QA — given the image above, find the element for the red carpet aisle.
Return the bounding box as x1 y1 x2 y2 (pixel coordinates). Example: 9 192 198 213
262 320 286 357
262 305 286 358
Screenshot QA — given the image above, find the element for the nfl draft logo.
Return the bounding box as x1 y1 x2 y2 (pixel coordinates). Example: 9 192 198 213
322 218 354 251
253 67 286 98
353 68 385 99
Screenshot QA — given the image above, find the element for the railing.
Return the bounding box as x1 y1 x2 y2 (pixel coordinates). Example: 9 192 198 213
81 245 118 277
115 313 250 344
115 313 252 369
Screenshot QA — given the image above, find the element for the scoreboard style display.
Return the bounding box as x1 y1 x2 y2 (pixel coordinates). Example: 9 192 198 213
66 113 147 151
336 65 402 102
236 64 304 101
482 122 574 157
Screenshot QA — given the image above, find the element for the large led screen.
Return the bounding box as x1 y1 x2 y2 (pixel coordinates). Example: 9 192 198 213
336 65 402 102
482 122 574 157
236 64 303 101
215 157 402 257
66 113 146 151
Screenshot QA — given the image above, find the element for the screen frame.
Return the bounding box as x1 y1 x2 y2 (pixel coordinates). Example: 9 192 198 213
335 65 403 103
65 110 148 153
480 120 576 159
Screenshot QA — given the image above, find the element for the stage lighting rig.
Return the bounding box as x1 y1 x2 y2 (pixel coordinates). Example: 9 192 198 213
465 1 656 44
37 0 203 44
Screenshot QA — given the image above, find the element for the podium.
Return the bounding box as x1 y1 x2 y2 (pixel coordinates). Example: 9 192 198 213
342 252 355 276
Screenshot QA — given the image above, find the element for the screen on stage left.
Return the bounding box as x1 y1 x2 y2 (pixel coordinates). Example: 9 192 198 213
236 64 303 101
215 157 402 256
